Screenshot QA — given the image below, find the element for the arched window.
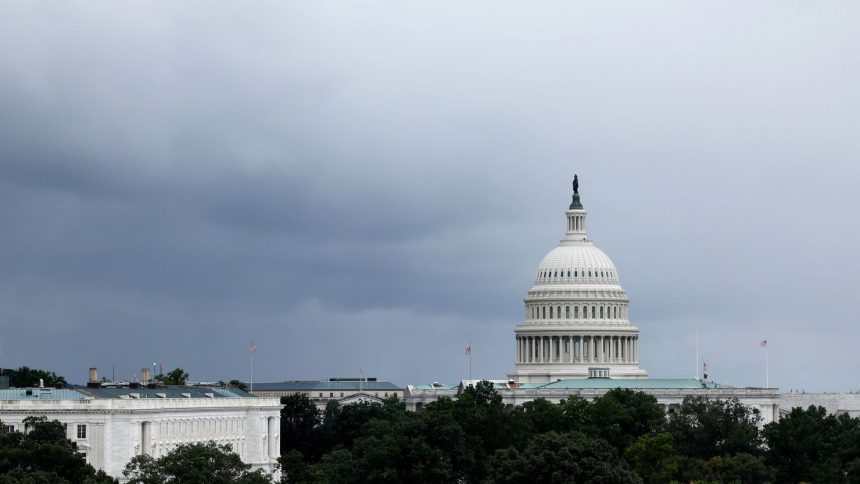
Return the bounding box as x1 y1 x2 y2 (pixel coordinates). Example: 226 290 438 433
542 307 546 319
557 306 561 318
600 307 604 318
554 271 557 277
575 270 578 277
592 306 596 318
565 306 570 318
549 307 553 319
574 306 579 318
589 271 592 277
583 306 588 319
613 307 617 319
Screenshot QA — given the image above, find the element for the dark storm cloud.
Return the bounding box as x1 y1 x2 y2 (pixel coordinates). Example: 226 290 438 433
1 1 859 390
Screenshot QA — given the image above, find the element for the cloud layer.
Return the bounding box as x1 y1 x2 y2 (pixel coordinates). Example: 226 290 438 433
1 2 859 391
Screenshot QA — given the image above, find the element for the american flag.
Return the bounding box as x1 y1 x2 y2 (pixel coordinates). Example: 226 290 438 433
250 342 256 353
464 345 471 356
703 361 709 372
760 339 767 348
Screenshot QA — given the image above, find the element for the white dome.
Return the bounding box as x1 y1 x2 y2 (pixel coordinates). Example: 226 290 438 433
533 243 620 286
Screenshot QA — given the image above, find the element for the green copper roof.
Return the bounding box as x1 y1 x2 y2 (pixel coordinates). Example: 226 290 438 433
0 388 88 400
537 378 732 390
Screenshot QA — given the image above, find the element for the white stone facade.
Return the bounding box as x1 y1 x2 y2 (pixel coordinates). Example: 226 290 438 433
509 187 647 383
0 391 281 481
405 383 781 426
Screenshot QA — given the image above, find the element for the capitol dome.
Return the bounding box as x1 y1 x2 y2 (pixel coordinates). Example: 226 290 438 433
509 177 648 383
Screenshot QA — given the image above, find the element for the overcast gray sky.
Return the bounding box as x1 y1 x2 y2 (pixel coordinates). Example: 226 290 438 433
1 2 858 391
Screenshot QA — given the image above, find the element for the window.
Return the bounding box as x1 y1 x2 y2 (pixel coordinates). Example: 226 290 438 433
319 393 323 398
574 306 579 318
592 306 596 318
613 307 617 319
553 271 557 277
329 392 334 398
565 306 570 318
575 270 578 277
542 307 546 319
557 306 561 318
1 424 13 433
600 307 604 318
76 424 87 439
567 271 570 277
583 306 588 319
340 392 344 397
589 271 592 277
549 306 553 319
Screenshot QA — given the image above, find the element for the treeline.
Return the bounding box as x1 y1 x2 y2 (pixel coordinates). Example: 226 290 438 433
279 381 860 483
0 366 67 388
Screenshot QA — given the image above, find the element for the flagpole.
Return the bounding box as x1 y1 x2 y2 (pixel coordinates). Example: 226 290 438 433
695 327 699 380
766 348 769 388
250 342 254 394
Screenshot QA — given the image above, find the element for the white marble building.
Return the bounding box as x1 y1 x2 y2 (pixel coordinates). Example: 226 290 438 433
509 178 647 383
0 384 281 481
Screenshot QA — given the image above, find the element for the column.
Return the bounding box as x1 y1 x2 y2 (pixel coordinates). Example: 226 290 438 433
549 336 555 363
634 337 638 363
597 336 604 363
540 336 545 363
570 335 576 363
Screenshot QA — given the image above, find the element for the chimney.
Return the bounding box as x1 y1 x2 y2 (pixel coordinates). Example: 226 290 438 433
141 367 151 383
87 367 100 388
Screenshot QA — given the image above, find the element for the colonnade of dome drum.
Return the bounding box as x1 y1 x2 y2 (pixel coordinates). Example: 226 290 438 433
516 333 639 365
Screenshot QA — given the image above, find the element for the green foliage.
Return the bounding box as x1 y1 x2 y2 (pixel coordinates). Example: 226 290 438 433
665 396 762 459
123 441 271 483
154 367 189 385
280 393 322 460
703 452 770 483
587 388 665 452
487 431 642 483
624 433 677 484
276 385 860 484
1 366 67 388
0 417 115 484
763 405 851 483
229 379 249 391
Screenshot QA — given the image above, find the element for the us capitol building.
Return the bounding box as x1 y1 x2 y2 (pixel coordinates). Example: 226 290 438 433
510 175 647 382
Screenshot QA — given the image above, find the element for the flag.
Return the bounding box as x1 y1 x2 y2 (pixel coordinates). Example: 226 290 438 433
760 339 767 348
250 342 257 353
703 361 709 372
464 345 471 356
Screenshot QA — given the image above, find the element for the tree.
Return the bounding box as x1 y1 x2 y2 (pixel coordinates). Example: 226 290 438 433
664 396 762 460
0 417 115 483
155 367 189 385
587 388 665 452
703 452 770 483
763 405 843 483
487 431 642 484
280 393 321 460
123 441 271 483
624 433 677 484
229 379 249 391
1 366 67 388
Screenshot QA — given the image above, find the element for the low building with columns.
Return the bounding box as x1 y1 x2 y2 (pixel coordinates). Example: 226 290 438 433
0 382 281 482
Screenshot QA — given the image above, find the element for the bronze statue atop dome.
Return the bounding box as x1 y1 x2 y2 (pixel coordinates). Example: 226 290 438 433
573 175 579 194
